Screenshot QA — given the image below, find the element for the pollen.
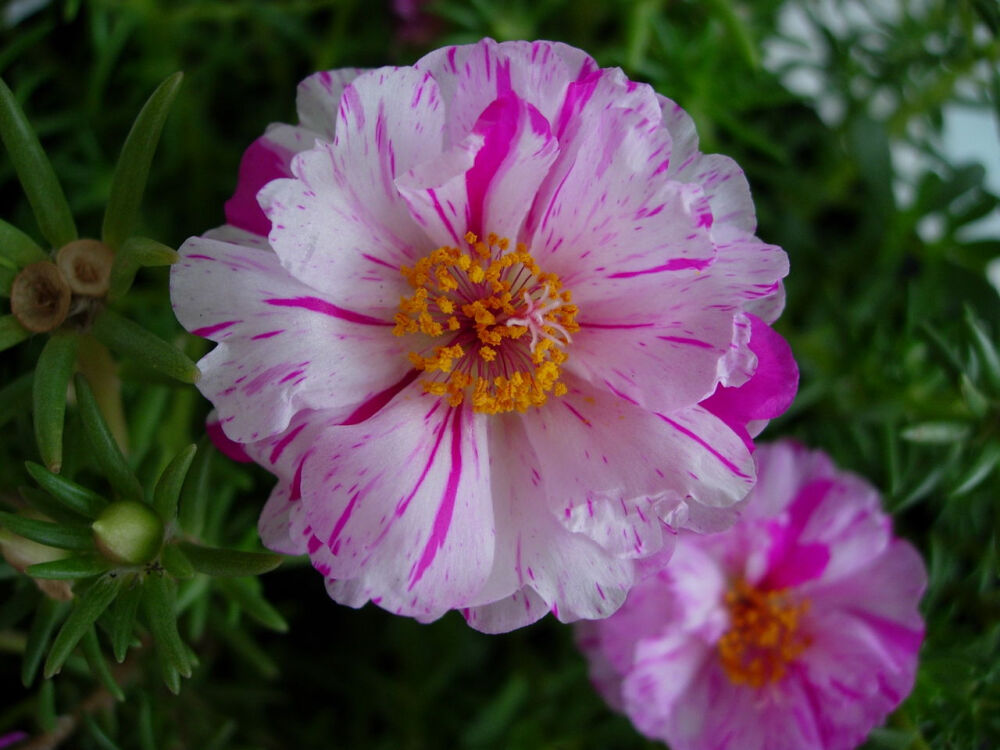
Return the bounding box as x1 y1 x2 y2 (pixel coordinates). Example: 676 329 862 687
394 232 580 414
717 580 811 688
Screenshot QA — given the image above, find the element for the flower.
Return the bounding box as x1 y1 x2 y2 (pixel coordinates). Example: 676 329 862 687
170 39 796 631
575 440 926 750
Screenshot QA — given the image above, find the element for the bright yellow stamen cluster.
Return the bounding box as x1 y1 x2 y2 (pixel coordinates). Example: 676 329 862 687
717 580 811 688
394 232 579 414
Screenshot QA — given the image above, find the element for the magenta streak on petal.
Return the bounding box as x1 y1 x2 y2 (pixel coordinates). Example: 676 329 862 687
603 381 639 406
186 254 216 261
362 252 397 270
328 491 360 551
395 407 451 521
554 71 600 139
268 423 307 465
279 370 305 384
251 330 284 340
409 407 464 588
191 320 240 337
581 322 656 330
427 188 461 244
606 256 713 279
562 401 592 427
340 370 420 426
265 297 391 326
656 413 751 478
657 335 715 349
465 95 521 237
289 456 307 502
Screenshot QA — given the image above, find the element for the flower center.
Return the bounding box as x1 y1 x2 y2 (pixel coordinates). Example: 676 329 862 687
717 580 810 688
393 232 579 414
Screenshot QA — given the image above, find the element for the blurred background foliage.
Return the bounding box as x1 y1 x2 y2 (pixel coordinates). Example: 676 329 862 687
1 0 998 748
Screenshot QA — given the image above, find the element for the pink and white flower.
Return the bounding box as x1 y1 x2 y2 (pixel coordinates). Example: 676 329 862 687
576 440 926 750
170 39 796 631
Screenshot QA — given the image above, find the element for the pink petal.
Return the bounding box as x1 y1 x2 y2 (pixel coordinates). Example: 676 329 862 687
795 606 923 750
296 68 363 140
656 94 756 234
205 409 253 463
261 66 446 302
700 314 799 451
171 237 409 442
461 416 634 632
414 38 598 147
519 380 755 550
290 391 495 620
525 105 716 298
224 126 299 237
396 92 559 245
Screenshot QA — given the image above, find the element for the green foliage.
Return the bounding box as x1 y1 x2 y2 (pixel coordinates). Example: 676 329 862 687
0 0 998 748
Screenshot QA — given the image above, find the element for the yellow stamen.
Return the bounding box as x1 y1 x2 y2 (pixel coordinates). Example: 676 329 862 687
393 233 579 414
718 580 811 688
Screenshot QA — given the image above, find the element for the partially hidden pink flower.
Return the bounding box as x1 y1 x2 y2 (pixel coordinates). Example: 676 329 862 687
170 39 796 631
576 440 926 750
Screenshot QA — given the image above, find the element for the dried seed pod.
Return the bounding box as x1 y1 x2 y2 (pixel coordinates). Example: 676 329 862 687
10 261 71 333
56 239 114 297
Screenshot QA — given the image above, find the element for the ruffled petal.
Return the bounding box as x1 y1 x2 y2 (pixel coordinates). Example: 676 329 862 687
290 393 494 620
243 410 329 555
296 68 363 139
701 314 799 450
261 66 446 303
462 416 634 632
395 92 559 245
525 105 716 297
414 38 598 146
519 380 755 551
224 124 308 237
794 604 923 750
171 237 409 442
656 94 757 234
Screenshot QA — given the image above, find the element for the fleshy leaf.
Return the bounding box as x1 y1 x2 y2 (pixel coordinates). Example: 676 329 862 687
91 308 198 384
102 72 184 250
74 375 143 501
27 553 113 579
160 544 195 580
25 461 109 518
82 626 125 702
21 597 68 687
0 510 93 550
142 574 193 684
44 573 124 677
0 78 77 248
179 542 283 578
153 444 196 522
33 330 79 472
0 218 47 267
110 579 142 664
214 576 288 632
0 314 30 353
108 236 179 300
178 438 211 537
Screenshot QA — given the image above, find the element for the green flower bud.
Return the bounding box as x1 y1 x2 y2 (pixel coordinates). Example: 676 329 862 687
92 500 164 565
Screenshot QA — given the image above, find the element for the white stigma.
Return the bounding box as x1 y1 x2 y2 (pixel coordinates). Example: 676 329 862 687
505 284 573 353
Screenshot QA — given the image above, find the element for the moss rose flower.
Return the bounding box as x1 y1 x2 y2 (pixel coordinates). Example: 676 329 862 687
576 440 926 749
170 39 796 631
